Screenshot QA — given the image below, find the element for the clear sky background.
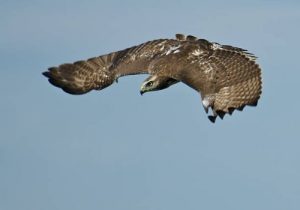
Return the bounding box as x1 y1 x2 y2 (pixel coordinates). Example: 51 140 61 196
1 0 300 209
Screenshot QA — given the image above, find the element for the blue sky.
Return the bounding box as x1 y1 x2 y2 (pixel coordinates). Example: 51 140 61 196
1 0 300 209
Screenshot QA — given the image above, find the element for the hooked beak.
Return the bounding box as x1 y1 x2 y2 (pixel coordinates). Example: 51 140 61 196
140 85 146 95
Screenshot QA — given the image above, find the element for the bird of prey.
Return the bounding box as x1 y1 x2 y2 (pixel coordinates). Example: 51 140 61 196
43 34 262 122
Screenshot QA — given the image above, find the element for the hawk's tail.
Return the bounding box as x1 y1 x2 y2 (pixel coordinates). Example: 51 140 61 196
43 57 115 95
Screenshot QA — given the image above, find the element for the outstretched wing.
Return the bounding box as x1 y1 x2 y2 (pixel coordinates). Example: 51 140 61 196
210 44 261 114
43 39 179 94
175 39 262 122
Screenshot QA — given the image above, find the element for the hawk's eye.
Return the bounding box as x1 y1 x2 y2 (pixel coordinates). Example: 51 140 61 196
146 81 153 87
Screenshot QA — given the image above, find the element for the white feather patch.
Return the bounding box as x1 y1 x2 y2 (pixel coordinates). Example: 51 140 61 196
166 45 181 55
211 43 222 50
191 49 202 56
202 98 210 108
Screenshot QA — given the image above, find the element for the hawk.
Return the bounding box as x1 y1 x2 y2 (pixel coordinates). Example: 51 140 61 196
43 34 262 123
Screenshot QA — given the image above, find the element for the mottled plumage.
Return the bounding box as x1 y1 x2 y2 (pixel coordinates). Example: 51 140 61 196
43 34 262 122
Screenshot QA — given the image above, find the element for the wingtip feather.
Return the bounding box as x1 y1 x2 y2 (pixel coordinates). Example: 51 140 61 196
216 110 225 119
208 115 217 123
42 71 50 78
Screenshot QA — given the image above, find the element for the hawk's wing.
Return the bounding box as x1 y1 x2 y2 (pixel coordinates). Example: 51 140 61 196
210 44 261 113
43 39 178 94
174 40 262 121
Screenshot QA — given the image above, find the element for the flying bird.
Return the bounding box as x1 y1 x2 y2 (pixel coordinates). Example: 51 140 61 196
43 34 262 122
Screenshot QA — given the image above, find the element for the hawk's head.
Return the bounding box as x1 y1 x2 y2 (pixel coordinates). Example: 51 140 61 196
140 75 178 95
